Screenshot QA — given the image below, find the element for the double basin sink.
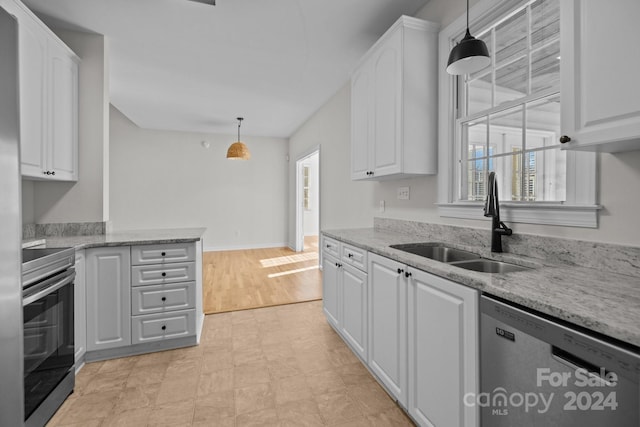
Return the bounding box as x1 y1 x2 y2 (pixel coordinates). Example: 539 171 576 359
389 243 530 274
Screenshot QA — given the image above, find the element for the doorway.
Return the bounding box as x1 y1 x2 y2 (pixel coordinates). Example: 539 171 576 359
295 148 320 253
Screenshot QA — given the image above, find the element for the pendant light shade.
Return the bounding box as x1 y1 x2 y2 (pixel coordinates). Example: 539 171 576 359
226 117 251 160
446 0 490 75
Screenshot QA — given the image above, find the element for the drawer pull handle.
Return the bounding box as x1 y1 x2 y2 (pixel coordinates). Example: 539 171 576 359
161 297 166 302
161 325 166 331
348 253 353 258
161 272 167 277
161 252 166 256
559 135 571 144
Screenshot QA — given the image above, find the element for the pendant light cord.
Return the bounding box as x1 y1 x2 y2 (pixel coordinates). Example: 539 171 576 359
237 117 243 141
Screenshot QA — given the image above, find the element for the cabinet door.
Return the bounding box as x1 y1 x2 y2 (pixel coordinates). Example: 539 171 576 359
372 28 402 177
351 63 372 180
18 10 47 178
74 249 86 368
368 252 407 407
340 264 367 361
86 247 131 351
48 41 78 180
561 0 640 152
408 268 478 427
322 253 341 329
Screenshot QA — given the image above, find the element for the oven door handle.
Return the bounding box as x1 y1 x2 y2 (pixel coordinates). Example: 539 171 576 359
23 271 75 306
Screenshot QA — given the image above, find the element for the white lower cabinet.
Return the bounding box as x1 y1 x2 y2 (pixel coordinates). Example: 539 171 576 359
407 267 478 427
367 252 408 408
85 246 132 351
322 253 341 329
322 235 479 427
322 240 368 361
340 263 367 361
73 249 86 368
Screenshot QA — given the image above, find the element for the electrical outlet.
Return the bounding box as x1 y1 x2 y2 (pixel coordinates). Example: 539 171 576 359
397 186 410 200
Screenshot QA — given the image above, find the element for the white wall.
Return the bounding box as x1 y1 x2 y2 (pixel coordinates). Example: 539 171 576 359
30 30 109 224
110 106 289 250
287 0 640 247
302 152 319 236
288 84 376 248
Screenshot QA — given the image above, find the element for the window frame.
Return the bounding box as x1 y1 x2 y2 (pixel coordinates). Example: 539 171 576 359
437 0 599 228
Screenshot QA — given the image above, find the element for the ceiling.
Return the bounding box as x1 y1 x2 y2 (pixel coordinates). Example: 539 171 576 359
23 0 429 138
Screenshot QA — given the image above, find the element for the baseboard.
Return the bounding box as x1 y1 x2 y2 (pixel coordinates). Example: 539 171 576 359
204 242 289 252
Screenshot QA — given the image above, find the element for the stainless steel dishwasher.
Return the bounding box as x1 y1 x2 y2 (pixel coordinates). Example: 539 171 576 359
479 295 639 426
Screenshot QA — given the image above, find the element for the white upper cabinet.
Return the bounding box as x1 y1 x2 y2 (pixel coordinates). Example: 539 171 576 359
560 0 640 152
351 16 439 180
5 0 79 180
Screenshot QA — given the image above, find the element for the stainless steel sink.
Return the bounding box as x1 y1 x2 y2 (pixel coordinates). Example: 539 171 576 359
389 243 479 263
449 259 531 274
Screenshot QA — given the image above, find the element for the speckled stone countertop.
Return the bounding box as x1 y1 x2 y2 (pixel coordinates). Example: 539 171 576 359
323 227 640 349
22 227 206 249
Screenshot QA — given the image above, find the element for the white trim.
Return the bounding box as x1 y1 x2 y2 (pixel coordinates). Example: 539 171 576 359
295 146 320 253
437 0 598 228
437 202 600 228
204 242 289 252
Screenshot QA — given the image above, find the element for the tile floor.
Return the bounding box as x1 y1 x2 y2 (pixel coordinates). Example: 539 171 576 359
47 301 415 426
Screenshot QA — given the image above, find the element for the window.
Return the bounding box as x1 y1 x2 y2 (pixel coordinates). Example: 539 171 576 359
303 166 310 211
438 0 598 227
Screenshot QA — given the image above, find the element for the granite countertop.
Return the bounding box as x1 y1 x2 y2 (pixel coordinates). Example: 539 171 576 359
323 228 640 349
22 227 206 250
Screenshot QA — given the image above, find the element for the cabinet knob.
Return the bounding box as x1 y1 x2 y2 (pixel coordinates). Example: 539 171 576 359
348 253 353 258
161 296 166 302
51 171 55 175
397 268 404 274
559 135 571 144
161 325 166 331
161 272 167 277
161 252 166 256
326 244 330 248
405 271 412 278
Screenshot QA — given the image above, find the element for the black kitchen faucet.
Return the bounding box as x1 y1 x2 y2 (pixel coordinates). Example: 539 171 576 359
483 171 512 252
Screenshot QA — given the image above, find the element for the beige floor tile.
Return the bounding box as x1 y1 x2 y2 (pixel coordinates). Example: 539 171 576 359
155 376 199 405
272 375 313 405
101 407 151 427
307 370 347 396
201 350 234 372
234 383 276 416
366 406 416 426
266 356 302 381
197 367 235 396
51 419 104 427
193 390 235 423
133 350 175 367
114 383 161 412
169 344 204 360
347 382 396 415
125 363 168 387
164 357 202 380
83 370 130 395
98 356 138 374
276 398 324 426
234 346 266 366
235 407 278 427
234 361 271 388
314 390 364 425
262 342 295 362
147 400 195 427
336 362 376 387
57 390 120 425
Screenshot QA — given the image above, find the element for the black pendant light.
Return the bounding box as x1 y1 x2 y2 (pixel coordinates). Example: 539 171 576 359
446 0 490 75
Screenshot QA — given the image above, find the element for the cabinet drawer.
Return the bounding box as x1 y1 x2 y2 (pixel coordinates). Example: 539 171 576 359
131 282 196 315
131 309 196 344
341 244 367 271
131 262 195 287
131 243 195 265
322 236 341 258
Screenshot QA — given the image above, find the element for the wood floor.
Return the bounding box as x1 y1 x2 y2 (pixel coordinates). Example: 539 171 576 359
203 236 322 314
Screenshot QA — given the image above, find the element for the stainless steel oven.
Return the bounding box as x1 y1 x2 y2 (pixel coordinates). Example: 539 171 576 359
22 248 76 427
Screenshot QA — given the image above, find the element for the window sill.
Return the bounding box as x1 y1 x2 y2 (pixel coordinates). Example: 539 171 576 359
437 202 601 228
